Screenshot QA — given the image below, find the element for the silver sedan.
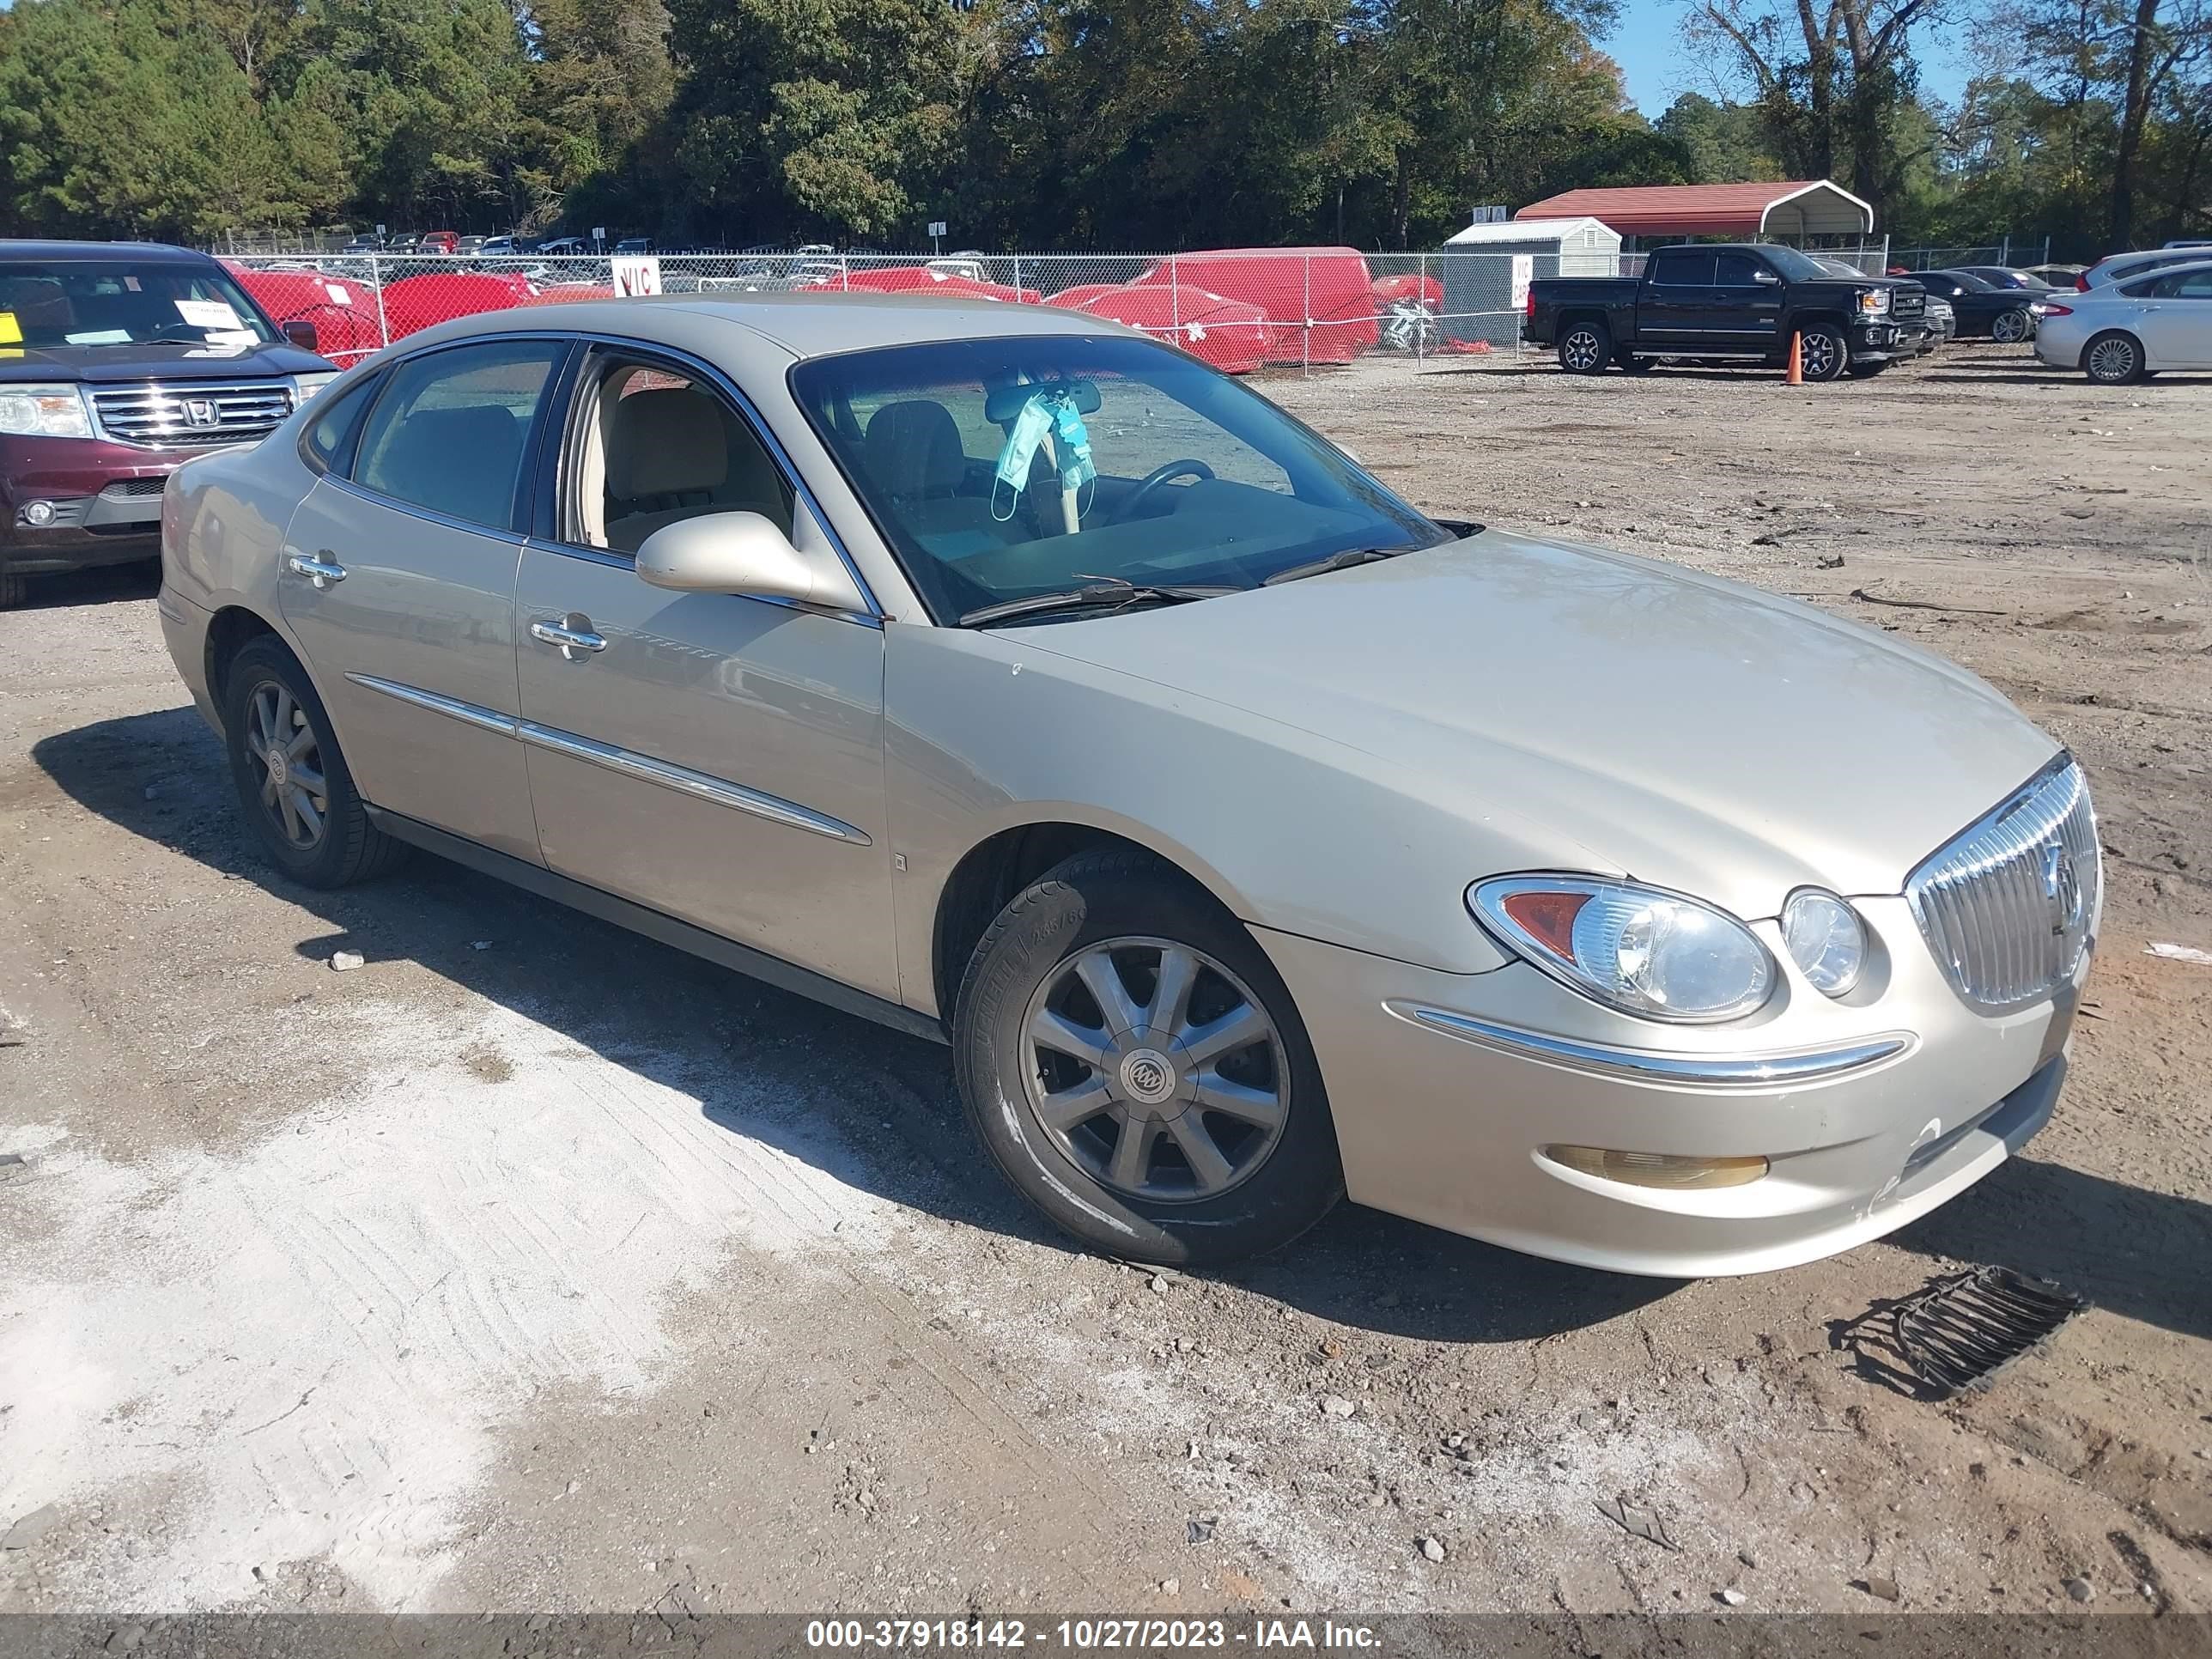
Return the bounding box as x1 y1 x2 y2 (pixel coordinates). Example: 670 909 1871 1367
158 295 2099 1274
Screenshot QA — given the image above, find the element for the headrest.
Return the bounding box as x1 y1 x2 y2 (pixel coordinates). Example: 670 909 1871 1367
606 386 727 499
864 400 967 500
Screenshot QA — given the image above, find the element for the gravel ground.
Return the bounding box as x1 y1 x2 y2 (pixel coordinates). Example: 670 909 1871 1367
1 338 2208 1622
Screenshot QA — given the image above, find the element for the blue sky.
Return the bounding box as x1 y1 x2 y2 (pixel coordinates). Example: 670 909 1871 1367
1601 2 1973 117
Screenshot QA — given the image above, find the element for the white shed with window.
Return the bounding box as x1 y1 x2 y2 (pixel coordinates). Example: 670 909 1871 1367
1438 217 1622 345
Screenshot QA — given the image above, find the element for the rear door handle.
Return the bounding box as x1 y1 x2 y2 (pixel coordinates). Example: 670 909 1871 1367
285 551 346 588
530 617 607 658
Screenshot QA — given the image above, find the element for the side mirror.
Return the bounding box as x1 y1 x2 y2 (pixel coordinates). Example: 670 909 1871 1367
283 319 321 349
635 511 841 606
1753 269 1781 284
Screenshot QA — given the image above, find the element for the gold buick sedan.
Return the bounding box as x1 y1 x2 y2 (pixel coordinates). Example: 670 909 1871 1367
158 295 2099 1273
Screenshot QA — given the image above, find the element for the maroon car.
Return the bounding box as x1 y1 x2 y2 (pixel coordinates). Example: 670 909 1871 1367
0 240 337 605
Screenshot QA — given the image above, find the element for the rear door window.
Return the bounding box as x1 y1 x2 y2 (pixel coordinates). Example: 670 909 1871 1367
352 340 562 530
1648 250 1716 286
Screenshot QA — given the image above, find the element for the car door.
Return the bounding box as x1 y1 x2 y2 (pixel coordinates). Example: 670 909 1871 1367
278 337 568 860
1711 250 1784 350
511 340 899 1000
2130 268 2212 366
1637 248 1716 346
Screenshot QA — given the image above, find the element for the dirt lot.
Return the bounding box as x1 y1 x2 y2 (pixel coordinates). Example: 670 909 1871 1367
2 340 2208 1625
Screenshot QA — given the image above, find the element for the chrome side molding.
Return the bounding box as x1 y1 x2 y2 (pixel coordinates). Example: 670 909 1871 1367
345 672 869 844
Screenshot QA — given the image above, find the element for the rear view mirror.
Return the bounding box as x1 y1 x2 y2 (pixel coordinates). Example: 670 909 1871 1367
635 511 846 607
983 379 1102 423
1754 270 1782 284
283 319 321 349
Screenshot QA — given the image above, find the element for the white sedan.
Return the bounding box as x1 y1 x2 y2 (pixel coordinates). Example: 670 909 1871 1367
2036 258 2212 382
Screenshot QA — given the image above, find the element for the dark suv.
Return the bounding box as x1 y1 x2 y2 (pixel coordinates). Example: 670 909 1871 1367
1 240 337 605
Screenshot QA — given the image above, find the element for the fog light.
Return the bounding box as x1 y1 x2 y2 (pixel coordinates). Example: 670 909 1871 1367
1543 1146 1770 1189
20 499 55 526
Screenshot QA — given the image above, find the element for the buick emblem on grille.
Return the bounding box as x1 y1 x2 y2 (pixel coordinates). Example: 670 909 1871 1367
183 398 218 428
2041 842 2084 938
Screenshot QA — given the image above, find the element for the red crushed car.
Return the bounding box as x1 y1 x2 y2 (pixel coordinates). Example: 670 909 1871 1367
1045 283 1278 375
379 270 540 340
222 264 386 364
1129 247 1380 363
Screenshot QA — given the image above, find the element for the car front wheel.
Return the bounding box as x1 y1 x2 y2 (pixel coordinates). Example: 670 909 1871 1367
952 850 1343 1266
1796 325 1848 381
2081 331 2147 385
1991 307 2033 344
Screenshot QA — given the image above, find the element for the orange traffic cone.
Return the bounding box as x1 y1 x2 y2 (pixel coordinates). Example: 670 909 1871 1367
1786 331 1804 386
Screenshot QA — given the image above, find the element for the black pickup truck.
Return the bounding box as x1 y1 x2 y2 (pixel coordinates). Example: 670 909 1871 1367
1523 243 1930 381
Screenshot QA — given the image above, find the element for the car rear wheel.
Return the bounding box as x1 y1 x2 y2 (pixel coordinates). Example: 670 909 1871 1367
2082 331 2146 385
952 849 1343 1267
1558 321 1612 374
222 637 407 889
0 574 25 609
1797 325 1847 382
1991 307 2033 344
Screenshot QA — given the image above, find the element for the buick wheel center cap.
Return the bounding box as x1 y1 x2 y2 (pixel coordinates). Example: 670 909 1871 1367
265 747 289 787
1118 1048 1177 1107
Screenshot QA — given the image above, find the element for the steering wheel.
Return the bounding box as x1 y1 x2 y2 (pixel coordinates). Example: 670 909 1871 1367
1108 459 1214 525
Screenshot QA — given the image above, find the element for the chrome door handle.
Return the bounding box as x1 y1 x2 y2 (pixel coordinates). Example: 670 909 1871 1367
285 552 346 589
530 617 607 658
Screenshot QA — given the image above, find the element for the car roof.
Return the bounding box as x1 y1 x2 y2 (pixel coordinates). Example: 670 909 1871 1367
404 291 1139 360
0 238 217 264
2107 257 2212 285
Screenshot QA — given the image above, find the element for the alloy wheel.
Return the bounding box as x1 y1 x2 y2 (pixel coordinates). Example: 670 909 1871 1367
1992 308 2029 343
2087 336 2137 382
1021 936 1288 1203
1561 329 1604 372
244 678 330 850
1801 331 1840 379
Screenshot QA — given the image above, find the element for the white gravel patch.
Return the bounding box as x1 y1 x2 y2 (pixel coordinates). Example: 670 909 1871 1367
0 999 901 1611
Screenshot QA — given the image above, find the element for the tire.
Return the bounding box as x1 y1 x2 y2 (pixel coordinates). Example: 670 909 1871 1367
1991 307 2033 344
1557 319 1612 374
2081 331 2146 386
952 849 1343 1267
1846 361 1889 378
221 635 406 888
1796 324 1848 382
0 574 25 609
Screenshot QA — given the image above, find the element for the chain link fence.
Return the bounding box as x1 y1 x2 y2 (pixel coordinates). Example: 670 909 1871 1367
222 247 1576 375
1889 240 2054 272
224 240 2009 375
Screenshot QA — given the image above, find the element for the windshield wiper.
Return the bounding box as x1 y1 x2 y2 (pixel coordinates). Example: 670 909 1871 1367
1261 544 1419 586
958 578 1241 628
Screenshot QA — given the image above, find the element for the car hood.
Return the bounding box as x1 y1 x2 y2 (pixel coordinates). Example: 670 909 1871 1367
0 342 329 383
1004 532 2059 918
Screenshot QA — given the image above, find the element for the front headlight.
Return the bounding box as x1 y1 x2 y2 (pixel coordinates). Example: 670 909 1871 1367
1781 888 1865 997
1469 875 1776 1024
0 384 94 439
291 373 338 403
1858 289 1892 314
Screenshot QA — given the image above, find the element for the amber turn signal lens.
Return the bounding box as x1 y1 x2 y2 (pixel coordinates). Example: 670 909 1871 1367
1543 1146 1770 1190
1498 889 1589 957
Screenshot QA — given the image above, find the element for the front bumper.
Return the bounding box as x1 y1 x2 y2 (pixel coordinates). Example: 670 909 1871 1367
1850 320 1931 362
0 433 195 576
1257 896 2084 1278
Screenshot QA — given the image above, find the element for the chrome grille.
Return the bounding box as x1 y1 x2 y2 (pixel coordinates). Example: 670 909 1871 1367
88 381 295 448
1906 757 2099 1013
1893 285 1926 320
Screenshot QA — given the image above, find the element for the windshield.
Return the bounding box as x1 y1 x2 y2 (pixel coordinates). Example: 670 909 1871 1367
0 259 278 349
1759 245 1848 282
790 335 1448 624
